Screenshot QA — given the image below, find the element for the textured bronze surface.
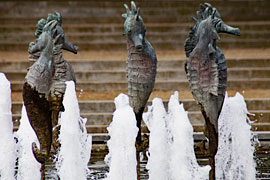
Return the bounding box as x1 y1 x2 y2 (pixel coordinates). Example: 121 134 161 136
23 12 77 179
123 1 157 179
184 3 240 180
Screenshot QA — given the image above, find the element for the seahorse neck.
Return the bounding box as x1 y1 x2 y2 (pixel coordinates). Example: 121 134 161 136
53 44 64 64
127 37 138 54
38 40 53 65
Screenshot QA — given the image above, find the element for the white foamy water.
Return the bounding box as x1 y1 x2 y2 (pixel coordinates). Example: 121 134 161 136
105 93 138 180
144 91 210 180
166 92 210 180
0 73 257 180
0 73 17 180
56 81 92 180
143 98 169 180
16 105 41 180
216 93 256 180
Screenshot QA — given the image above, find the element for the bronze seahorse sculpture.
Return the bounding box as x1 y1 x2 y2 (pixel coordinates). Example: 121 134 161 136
122 1 157 179
46 12 77 151
23 12 77 179
23 20 58 178
184 3 240 180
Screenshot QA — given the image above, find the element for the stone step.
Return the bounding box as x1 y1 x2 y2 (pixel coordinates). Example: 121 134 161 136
90 131 270 144
2 31 269 45
1 1 269 51
84 122 270 134
12 111 270 133
2 39 270 51
11 98 270 114
0 16 250 26
1 58 270 71
1 22 269 34
10 78 270 91
11 102 270 131
2 1 268 11
1 32 270 50
91 132 207 143
91 138 270 162
1 1 269 23
4 67 270 82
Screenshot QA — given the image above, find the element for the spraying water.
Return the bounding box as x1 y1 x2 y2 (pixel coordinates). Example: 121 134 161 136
144 91 210 180
216 93 256 180
0 73 257 180
166 92 210 180
143 98 169 180
0 73 17 180
105 93 138 180
56 81 92 180
16 105 41 180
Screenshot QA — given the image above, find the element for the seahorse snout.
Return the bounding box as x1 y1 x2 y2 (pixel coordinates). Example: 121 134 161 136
132 35 143 52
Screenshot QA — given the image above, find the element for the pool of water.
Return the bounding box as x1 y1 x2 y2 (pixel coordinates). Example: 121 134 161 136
42 155 270 180
44 159 149 180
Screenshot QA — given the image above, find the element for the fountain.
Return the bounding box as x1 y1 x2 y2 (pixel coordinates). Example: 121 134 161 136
0 72 258 180
16 105 41 180
166 92 210 180
0 73 17 180
143 98 169 180
55 81 92 180
0 77 92 179
142 92 256 180
144 92 210 180
216 93 256 180
105 93 138 180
